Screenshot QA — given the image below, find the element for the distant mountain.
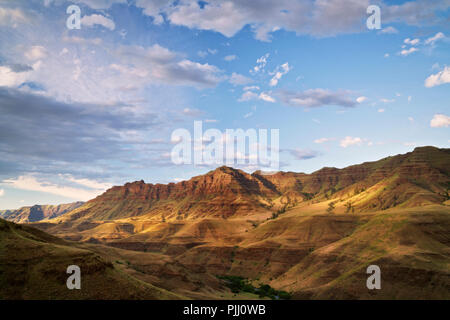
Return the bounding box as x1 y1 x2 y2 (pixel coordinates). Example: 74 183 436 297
0 201 84 223
57 146 449 223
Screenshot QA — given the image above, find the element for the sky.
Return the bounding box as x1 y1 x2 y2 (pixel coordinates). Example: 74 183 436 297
0 0 449 210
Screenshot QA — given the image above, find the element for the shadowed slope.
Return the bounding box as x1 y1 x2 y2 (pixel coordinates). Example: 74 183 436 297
0 218 183 300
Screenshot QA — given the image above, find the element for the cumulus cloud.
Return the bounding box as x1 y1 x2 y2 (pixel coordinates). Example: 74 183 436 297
258 92 275 103
279 88 356 108
430 114 450 128
132 0 450 41
340 136 362 148
81 14 115 30
399 47 418 56
356 96 367 103
425 66 450 88
404 38 420 46
238 91 258 102
251 53 269 73
425 32 445 45
269 62 290 86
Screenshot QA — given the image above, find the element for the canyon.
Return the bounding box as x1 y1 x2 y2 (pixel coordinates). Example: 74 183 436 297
1 146 449 299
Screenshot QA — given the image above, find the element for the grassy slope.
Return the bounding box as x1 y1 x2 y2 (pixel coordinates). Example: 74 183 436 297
0 218 184 300
273 205 450 299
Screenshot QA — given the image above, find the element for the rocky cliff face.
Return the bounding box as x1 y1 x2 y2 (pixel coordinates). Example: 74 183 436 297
56 146 449 223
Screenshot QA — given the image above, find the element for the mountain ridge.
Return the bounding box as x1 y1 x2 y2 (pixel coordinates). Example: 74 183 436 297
53 146 449 224
0 201 84 223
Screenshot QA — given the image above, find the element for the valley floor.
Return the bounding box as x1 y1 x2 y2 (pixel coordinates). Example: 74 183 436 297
2 203 449 299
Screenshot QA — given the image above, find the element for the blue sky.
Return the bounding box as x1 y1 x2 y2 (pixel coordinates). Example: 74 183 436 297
0 0 449 209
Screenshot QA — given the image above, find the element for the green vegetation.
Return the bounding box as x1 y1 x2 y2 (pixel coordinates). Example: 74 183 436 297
216 275 291 300
326 201 335 213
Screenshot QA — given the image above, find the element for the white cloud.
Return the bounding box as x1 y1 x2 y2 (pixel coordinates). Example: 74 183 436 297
380 26 398 34
81 14 116 30
408 96 412 102
112 45 224 89
243 85 259 91
0 66 32 87
404 38 420 46
356 96 367 103
314 137 333 144
3 175 105 201
24 46 47 61
269 62 290 86
144 0 450 41
425 66 450 88
258 92 275 103
238 90 258 102
224 54 237 61
76 0 127 10
430 114 450 128
425 32 445 45
399 47 418 56
251 53 269 73
243 112 253 119
340 136 362 148
380 98 395 103
384 53 390 58
239 90 275 103
61 175 112 190
0 189 4 197
280 89 356 108
378 108 385 113
229 72 252 85
408 116 414 122
0 7 29 27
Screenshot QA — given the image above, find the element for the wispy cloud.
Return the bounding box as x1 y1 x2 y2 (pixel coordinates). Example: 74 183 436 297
279 89 356 108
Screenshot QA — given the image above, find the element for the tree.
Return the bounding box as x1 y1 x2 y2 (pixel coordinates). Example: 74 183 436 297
327 201 335 213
